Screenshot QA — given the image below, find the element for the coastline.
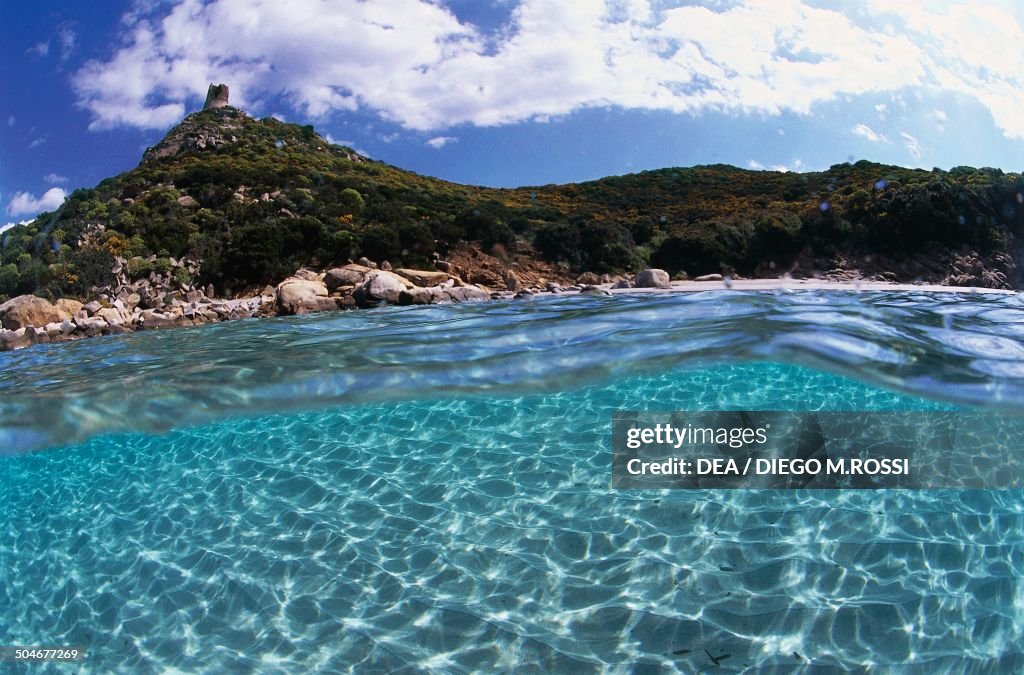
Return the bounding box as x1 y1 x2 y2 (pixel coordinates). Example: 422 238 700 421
604 278 1017 295
0 266 1016 353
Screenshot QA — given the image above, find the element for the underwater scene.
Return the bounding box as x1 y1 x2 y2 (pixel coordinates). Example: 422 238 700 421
3 290 1024 672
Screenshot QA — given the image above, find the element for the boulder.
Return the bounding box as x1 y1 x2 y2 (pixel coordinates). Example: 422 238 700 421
0 295 65 330
393 268 452 288
54 298 84 317
76 316 109 335
137 310 178 330
611 279 633 289
276 278 332 315
353 271 416 307
96 307 132 327
576 272 602 285
398 287 440 305
291 269 323 282
440 285 489 303
0 327 35 350
176 195 199 208
84 300 102 316
325 264 373 292
634 269 671 289
694 273 724 282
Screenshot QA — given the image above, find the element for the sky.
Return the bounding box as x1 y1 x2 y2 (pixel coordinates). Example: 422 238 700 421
5 0 1024 230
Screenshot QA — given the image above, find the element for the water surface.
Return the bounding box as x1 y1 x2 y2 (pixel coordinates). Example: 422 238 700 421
2 291 1023 671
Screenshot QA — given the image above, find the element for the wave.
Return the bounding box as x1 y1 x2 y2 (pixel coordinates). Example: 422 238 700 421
3 289 1024 453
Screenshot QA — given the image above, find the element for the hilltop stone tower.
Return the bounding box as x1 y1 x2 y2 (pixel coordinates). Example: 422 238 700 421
203 83 230 110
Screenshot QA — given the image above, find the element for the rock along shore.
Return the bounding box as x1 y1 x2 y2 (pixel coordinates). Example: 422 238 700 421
0 266 1014 352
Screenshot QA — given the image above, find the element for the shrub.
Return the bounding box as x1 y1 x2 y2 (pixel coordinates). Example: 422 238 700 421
0 263 19 297
749 211 803 266
534 220 640 272
360 224 402 263
651 219 753 275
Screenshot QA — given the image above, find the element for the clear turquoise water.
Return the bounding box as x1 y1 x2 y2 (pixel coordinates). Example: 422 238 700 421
2 290 1024 672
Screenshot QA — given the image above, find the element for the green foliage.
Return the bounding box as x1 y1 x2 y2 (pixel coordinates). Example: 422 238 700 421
339 188 365 214
535 219 641 272
454 206 516 251
396 220 436 266
220 219 293 286
0 263 19 299
750 211 803 266
6 105 1024 298
360 224 401 263
652 219 753 276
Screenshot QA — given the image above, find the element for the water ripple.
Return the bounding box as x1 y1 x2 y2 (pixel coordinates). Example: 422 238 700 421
3 290 1024 452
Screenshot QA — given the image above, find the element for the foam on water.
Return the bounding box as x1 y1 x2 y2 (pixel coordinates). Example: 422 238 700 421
2 291 1024 671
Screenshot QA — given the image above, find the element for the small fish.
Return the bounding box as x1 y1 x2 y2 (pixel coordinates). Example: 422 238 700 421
718 565 735 572
672 648 691 655
793 651 804 661
705 649 731 666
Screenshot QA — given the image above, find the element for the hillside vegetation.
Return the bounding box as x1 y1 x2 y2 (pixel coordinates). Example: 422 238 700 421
3 105 1024 301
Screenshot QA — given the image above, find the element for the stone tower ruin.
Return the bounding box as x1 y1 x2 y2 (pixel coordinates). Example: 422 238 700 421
203 83 230 110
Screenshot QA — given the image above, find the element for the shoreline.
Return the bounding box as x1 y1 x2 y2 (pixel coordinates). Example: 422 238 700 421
0 266 1016 352
604 278 1017 295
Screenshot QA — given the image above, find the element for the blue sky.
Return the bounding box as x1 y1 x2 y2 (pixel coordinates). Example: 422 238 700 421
5 0 1024 230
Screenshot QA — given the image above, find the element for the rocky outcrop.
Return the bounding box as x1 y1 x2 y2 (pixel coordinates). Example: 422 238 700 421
141 107 245 163
393 268 456 288
0 296 72 330
324 264 373 293
0 258 605 351
276 274 336 315
54 299 84 317
352 270 415 307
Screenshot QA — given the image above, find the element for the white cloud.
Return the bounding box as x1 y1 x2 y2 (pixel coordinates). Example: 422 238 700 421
324 133 370 157
70 0 1024 140
750 158 802 172
43 173 68 184
28 137 47 149
28 42 49 58
851 123 889 143
771 159 804 173
426 135 457 149
6 116 14 127
6 188 67 217
0 220 30 236
866 1 1024 138
901 131 922 159
58 27 77 62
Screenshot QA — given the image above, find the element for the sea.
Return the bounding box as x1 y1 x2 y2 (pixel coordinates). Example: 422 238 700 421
2 289 1024 672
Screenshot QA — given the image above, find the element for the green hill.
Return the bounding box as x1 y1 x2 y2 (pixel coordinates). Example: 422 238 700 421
3 104 1024 302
